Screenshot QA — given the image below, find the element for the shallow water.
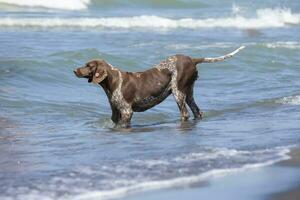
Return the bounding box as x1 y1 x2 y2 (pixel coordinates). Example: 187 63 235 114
0 0 300 199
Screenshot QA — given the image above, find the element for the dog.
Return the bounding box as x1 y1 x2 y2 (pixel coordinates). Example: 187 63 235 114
74 46 244 127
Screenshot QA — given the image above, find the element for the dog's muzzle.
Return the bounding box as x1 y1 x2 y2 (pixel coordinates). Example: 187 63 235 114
74 69 83 77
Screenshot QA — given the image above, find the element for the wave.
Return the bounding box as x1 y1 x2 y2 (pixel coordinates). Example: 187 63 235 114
0 0 90 10
0 8 299 29
263 41 300 49
71 147 291 200
276 95 300 105
0 146 292 200
165 41 300 50
0 0 206 10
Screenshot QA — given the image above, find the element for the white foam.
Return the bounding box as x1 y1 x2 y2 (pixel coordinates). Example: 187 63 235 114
0 147 291 200
264 42 300 49
0 8 299 29
165 42 235 50
0 0 90 10
276 95 300 105
72 147 290 200
165 41 300 51
173 148 240 162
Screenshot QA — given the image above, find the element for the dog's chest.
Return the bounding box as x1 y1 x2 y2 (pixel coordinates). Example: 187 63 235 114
110 85 134 112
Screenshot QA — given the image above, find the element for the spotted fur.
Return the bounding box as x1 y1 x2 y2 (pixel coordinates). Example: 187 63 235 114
110 70 132 124
74 46 244 127
155 56 188 120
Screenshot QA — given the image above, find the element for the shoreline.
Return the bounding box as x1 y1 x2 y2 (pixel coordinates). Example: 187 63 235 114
123 147 300 200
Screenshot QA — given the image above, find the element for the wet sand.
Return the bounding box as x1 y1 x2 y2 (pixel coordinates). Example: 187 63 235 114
271 149 300 200
272 188 300 200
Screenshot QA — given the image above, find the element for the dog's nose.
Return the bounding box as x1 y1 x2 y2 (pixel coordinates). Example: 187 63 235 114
74 69 84 78
74 69 81 77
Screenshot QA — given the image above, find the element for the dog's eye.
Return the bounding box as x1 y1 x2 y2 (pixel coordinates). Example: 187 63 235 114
87 63 96 68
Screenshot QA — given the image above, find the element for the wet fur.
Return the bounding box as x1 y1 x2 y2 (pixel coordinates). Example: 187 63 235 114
74 46 244 127
74 55 202 127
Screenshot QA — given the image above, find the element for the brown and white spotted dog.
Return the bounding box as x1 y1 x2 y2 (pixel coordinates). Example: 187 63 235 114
74 46 244 127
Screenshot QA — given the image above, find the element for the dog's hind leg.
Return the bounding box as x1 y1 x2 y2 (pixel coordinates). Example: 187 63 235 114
172 87 190 121
186 85 202 119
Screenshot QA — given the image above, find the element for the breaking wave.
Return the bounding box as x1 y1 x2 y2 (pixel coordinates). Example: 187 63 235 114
0 0 90 10
0 146 291 200
71 147 291 200
0 8 299 29
263 41 300 49
276 95 300 105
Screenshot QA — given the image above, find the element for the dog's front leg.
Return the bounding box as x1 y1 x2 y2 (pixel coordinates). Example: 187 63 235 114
111 107 120 124
116 108 133 128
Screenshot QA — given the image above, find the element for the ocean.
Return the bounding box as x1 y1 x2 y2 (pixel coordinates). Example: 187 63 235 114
0 0 300 199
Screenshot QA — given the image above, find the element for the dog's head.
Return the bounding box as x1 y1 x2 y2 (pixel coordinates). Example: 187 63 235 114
74 60 108 84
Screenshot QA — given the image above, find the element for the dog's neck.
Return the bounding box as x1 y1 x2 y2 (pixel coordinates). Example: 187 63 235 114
99 68 120 98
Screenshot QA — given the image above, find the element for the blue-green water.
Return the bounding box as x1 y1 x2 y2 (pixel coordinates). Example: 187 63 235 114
0 0 300 199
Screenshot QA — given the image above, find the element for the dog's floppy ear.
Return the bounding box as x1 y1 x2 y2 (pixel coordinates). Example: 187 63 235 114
92 67 107 84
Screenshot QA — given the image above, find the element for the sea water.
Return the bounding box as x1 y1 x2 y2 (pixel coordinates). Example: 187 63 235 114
0 0 300 199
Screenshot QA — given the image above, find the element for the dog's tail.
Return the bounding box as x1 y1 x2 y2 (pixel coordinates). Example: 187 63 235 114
192 46 245 65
